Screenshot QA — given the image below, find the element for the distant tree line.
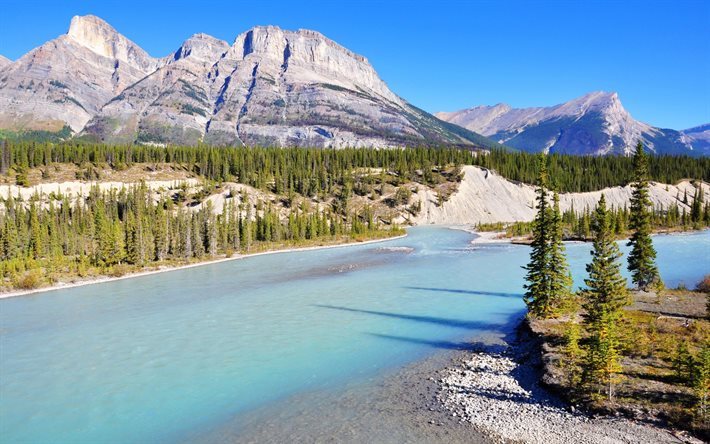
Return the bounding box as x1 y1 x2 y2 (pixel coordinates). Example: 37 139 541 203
473 148 710 192
2 141 709 195
480 184 710 239
0 141 472 196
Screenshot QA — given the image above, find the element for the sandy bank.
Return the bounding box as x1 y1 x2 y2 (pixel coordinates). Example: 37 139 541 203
0 234 407 299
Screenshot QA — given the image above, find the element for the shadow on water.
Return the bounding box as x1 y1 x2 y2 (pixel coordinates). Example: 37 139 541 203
314 304 507 330
404 286 523 299
365 307 527 352
367 333 477 351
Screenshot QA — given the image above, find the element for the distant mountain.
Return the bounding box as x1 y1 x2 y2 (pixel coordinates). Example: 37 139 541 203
681 124 710 154
0 55 10 69
0 15 500 149
437 92 708 156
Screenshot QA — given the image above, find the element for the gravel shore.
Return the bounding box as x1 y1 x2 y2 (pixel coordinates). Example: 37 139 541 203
436 328 701 444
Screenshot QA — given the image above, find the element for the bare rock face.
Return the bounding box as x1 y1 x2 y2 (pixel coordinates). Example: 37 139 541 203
0 15 495 148
82 25 490 147
66 15 159 73
437 92 706 156
0 55 11 70
0 15 161 133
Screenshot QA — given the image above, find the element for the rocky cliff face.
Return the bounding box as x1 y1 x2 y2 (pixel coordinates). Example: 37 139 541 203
81 25 493 147
437 92 708 156
0 15 496 149
0 55 10 69
0 15 161 132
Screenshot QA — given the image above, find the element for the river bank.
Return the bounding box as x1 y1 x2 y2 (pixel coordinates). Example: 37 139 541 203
0 233 407 299
433 321 700 444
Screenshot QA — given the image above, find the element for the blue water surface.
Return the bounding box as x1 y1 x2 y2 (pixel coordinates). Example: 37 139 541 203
0 227 708 443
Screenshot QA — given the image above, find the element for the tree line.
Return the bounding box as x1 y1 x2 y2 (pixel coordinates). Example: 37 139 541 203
0 183 402 291
1 141 472 197
2 141 709 195
473 148 710 192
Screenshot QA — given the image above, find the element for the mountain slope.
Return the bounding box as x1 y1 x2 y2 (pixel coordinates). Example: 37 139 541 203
0 15 161 133
0 55 10 69
437 92 707 156
82 25 497 148
0 15 499 149
682 124 710 154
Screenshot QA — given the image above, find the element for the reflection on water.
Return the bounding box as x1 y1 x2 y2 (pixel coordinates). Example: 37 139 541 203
0 227 708 443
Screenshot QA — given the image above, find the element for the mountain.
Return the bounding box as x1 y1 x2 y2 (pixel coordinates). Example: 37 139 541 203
436 92 708 156
0 15 499 149
0 15 160 134
0 55 10 69
681 124 710 154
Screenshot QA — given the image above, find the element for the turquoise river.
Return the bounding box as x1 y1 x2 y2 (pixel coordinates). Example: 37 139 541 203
1 227 708 443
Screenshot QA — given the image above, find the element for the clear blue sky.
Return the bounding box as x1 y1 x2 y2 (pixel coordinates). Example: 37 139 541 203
1 0 708 129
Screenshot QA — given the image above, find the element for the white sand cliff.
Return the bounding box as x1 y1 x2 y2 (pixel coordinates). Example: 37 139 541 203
413 165 709 225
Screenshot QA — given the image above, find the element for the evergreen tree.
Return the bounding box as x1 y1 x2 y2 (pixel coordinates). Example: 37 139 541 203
549 192 573 309
627 142 662 291
581 194 629 399
523 156 553 317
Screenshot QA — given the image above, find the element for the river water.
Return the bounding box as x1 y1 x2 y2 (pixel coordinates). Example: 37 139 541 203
1 227 708 443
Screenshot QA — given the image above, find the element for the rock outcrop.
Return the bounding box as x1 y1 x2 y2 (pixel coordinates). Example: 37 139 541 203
0 55 10 69
0 15 497 149
437 92 708 156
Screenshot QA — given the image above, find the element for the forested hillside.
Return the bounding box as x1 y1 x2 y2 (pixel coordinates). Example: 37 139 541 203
2 142 709 194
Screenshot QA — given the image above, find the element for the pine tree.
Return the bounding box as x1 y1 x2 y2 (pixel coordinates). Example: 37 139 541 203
627 142 662 291
549 192 573 310
523 155 553 317
581 194 629 399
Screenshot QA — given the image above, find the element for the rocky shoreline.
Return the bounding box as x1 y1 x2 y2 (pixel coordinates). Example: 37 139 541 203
433 321 701 444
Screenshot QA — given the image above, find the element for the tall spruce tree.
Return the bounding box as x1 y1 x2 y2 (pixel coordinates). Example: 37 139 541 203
523 155 567 318
549 192 573 308
581 194 629 399
627 142 662 291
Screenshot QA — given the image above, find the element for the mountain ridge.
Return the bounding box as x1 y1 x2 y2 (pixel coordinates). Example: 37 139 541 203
0 15 501 149
436 92 708 156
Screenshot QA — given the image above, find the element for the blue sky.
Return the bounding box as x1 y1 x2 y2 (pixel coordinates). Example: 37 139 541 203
1 0 708 129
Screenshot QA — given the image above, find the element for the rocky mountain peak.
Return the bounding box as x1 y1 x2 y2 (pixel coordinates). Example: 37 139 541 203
0 55 11 69
67 14 158 71
437 91 707 156
555 91 621 118
1 15 499 149
173 33 229 63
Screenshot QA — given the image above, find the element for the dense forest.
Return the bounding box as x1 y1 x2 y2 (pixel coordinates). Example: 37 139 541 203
2 141 709 194
2 141 709 291
0 182 403 291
